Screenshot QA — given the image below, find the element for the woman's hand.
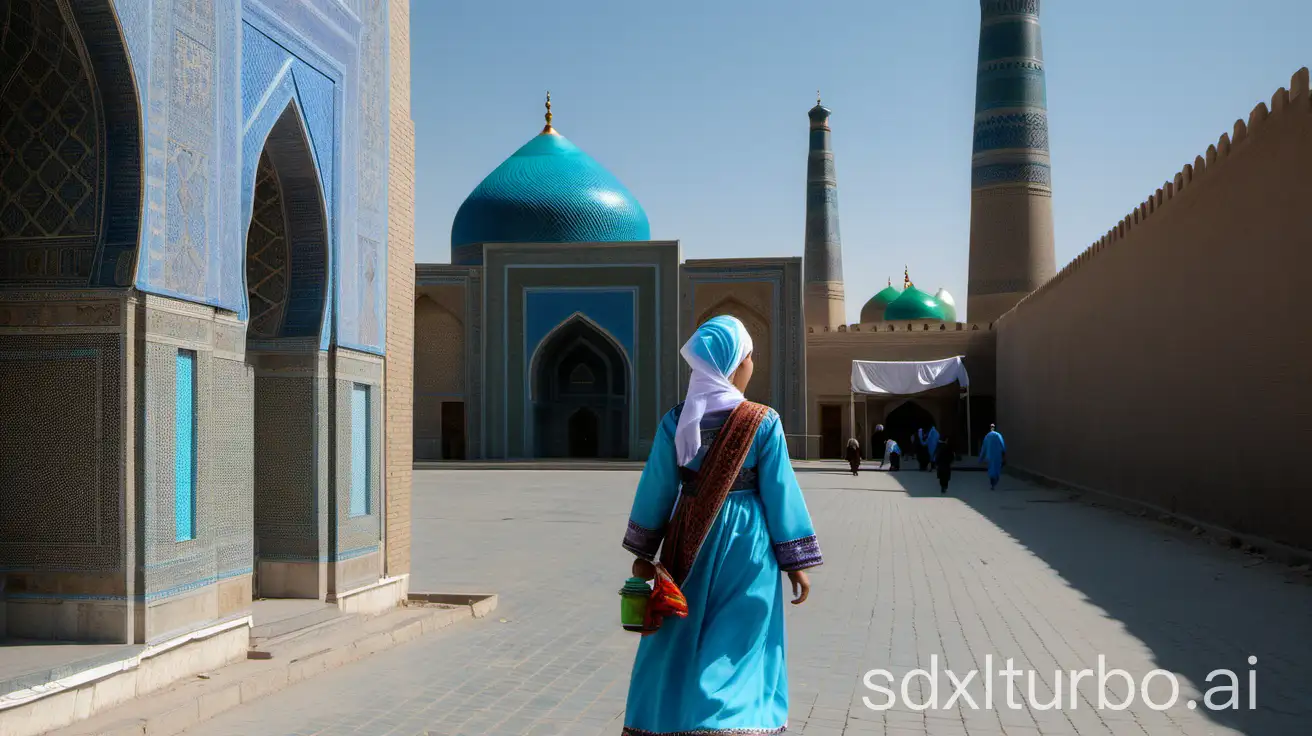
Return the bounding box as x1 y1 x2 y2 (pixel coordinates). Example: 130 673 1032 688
632 558 656 580
788 569 811 605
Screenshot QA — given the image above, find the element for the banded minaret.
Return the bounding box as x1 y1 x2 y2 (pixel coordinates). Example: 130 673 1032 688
967 0 1057 323
804 94 846 330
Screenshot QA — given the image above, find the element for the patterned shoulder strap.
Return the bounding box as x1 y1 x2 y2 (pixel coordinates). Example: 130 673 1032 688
660 401 770 586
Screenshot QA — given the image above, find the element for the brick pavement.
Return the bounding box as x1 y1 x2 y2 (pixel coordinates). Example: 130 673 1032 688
176 466 1312 736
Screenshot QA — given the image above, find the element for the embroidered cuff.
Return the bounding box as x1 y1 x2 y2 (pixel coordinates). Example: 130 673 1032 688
623 520 663 561
774 535 823 571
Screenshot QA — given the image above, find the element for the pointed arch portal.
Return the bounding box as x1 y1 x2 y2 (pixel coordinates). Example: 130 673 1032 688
245 102 330 600
531 315 630 459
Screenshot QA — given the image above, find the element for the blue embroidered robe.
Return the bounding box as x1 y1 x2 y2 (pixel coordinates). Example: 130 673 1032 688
621 404 821 735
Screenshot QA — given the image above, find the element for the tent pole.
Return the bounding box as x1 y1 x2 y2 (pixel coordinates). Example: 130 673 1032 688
863 399 870 459
849 391 855 451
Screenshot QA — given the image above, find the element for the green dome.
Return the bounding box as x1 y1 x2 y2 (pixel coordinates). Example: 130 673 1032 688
934 288 958 322
884 285 948 321
860 284 903 323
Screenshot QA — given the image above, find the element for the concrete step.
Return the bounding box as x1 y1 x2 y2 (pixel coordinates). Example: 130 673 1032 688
249 605 357 650
58 596 498 736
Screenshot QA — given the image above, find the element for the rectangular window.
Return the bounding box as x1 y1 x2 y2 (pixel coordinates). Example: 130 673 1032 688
175 350 198 541
350 383 371 517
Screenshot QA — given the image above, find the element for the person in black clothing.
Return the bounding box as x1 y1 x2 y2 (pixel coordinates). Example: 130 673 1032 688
871 425 886 467
935 437 954 494
845 438 862 476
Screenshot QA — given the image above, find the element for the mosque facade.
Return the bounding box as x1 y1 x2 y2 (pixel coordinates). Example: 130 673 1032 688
415 2 1052 462
0 0 417 645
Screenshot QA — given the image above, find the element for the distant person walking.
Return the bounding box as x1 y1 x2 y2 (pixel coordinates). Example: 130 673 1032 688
885 438 901 471
926 425 941 470
845 438 862 476
872 424 886 466
935 436 953 494
915 427 931 471
980 424 1007 489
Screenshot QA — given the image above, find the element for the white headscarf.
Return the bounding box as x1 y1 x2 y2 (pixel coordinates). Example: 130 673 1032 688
675 315 754 467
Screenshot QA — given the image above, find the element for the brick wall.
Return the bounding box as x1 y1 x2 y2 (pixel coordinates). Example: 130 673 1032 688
383 0 415 576
996 69 1312 550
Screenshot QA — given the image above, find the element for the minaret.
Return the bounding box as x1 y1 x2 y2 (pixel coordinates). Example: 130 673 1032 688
967 0 1057 323
804 92 846 330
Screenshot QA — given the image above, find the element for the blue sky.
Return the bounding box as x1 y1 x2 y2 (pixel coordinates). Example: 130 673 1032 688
410 0 1310 322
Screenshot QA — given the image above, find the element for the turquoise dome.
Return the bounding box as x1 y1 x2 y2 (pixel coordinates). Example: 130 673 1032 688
884 285 948 321
450 123 650 264
860 283 903 323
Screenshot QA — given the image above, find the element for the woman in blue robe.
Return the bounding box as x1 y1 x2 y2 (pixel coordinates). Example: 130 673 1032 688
980 424 1007 489
621 315 823 735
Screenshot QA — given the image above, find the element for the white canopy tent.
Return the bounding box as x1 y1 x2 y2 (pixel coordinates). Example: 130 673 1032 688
849 356 974 455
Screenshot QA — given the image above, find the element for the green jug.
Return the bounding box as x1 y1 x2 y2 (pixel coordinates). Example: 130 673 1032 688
619 577 652 632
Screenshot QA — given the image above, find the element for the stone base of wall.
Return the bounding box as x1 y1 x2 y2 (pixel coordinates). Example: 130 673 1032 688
332 550 382 596
257 561 323 599
141 576 253 645
4 598 127 643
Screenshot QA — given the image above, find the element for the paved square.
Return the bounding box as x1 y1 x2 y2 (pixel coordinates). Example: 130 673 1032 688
178 466 1312 736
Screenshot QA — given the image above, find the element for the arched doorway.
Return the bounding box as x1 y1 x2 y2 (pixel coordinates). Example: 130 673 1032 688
244 103 329 599
531 315 630 459
884 400 936 454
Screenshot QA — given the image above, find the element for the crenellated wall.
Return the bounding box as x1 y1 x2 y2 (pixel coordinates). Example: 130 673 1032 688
997 68 1312 549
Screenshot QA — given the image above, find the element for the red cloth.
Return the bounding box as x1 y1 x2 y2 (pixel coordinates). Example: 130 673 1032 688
641 564 688 635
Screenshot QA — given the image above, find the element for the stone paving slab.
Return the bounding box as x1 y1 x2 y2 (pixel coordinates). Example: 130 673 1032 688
175 466 1312 736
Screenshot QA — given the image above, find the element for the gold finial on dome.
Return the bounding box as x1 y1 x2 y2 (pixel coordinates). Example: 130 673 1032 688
904 265 911 289
541 91 557 135
817 90 822 105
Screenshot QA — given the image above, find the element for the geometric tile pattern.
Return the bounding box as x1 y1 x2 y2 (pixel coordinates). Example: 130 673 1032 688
971 112 1050 154
246 152 290 338
0 0 102 285
0 333 123 570
804 105 843 286
450 132 651 264
971 1 1051 192
971 162 1052 189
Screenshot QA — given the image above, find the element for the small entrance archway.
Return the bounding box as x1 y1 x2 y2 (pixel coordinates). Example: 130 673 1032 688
884 400 936 453
531 315 630 459
244 103 329 600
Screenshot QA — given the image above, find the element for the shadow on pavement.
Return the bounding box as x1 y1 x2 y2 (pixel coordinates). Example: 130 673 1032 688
886 467 1312 735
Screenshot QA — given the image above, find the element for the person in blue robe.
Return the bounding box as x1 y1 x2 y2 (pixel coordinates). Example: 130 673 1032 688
885 438 901 471
980 424 1007 489
621 315 822 736
926 426 941 469
915 427 931 471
